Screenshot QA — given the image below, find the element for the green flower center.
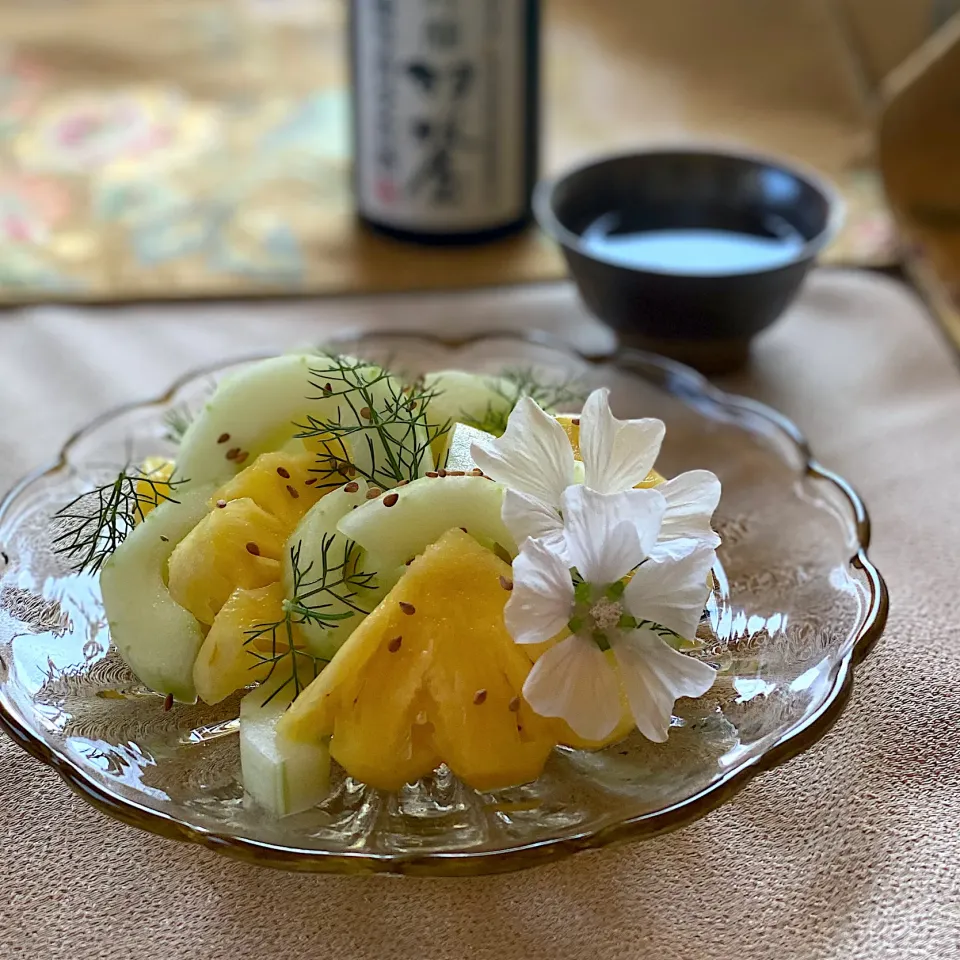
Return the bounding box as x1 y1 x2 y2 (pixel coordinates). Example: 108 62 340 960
568 579 632 651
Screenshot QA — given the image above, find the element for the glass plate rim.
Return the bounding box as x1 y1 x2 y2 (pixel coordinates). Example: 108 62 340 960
0 330 890 877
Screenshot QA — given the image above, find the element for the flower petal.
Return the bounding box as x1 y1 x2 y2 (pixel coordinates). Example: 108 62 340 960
623 542 716 642
658 470 722 547
502 488 565 554
505 537 574 645
579 388 666 494
561 485 665 585
470 396 575 506
523 633 622 741
612 629 716 742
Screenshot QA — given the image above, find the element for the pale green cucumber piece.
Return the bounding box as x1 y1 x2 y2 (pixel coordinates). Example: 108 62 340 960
100 485 215 703
282 481 387 661
424 371 513 444
175 354 318 489
337 475 517 571
176 354 431 491
240 677 331 818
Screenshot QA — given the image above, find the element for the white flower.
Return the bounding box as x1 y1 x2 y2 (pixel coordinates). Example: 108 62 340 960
506 486 717 742
470 388 721 558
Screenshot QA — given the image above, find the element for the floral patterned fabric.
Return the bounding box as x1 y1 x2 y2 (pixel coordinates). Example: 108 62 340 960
0 0 898 303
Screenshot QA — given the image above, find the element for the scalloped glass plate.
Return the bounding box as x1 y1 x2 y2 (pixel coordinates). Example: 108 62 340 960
0 334 887 876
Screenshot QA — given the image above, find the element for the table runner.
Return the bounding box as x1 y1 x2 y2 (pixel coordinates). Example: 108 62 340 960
0 269 957 959
0 0 897 305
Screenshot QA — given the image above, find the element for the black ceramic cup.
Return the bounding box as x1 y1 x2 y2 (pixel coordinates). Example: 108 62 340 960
534 147 844 372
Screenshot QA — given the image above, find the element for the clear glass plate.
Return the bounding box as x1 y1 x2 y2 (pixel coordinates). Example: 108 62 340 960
0 333 888 876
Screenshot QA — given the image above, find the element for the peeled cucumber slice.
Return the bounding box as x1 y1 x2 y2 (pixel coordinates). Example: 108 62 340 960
176 354 433 491
240 677 331 818
100 485 215 702
337 475 517 572
175 354 319 489
424 371 513 442
282 481 387 661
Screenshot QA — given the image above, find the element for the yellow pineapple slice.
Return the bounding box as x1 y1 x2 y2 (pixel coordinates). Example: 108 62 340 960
278 529 556 792
134 457 176 523
167 498 285 625
193 582 288 705
214 451 328 529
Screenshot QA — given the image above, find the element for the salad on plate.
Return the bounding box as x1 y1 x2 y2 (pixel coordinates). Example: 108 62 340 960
53 351 722 818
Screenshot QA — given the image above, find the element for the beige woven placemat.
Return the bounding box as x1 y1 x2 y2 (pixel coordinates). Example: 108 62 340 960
0 268 957 959
0 0 899 304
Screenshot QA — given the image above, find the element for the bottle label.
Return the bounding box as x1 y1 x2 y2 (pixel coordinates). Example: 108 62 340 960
354 0 529 233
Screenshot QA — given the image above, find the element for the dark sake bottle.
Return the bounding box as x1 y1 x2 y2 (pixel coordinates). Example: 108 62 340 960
349 0 541 245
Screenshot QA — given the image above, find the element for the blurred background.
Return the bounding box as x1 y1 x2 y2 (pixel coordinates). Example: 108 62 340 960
0 0 956 319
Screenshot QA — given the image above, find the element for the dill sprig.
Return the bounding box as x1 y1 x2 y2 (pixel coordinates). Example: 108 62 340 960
52 468 186 574
162 405 194 445
467 367 588 436
244 536 378 705
294 355 451 491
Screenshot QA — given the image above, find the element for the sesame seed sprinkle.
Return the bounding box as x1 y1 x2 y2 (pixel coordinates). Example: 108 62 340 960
217 433 231 444
399 601 416 616
344 481 360 493
499 576 514 592
473 689 488 705
366 487 382 500
387 636 402 653
383 493 399 508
